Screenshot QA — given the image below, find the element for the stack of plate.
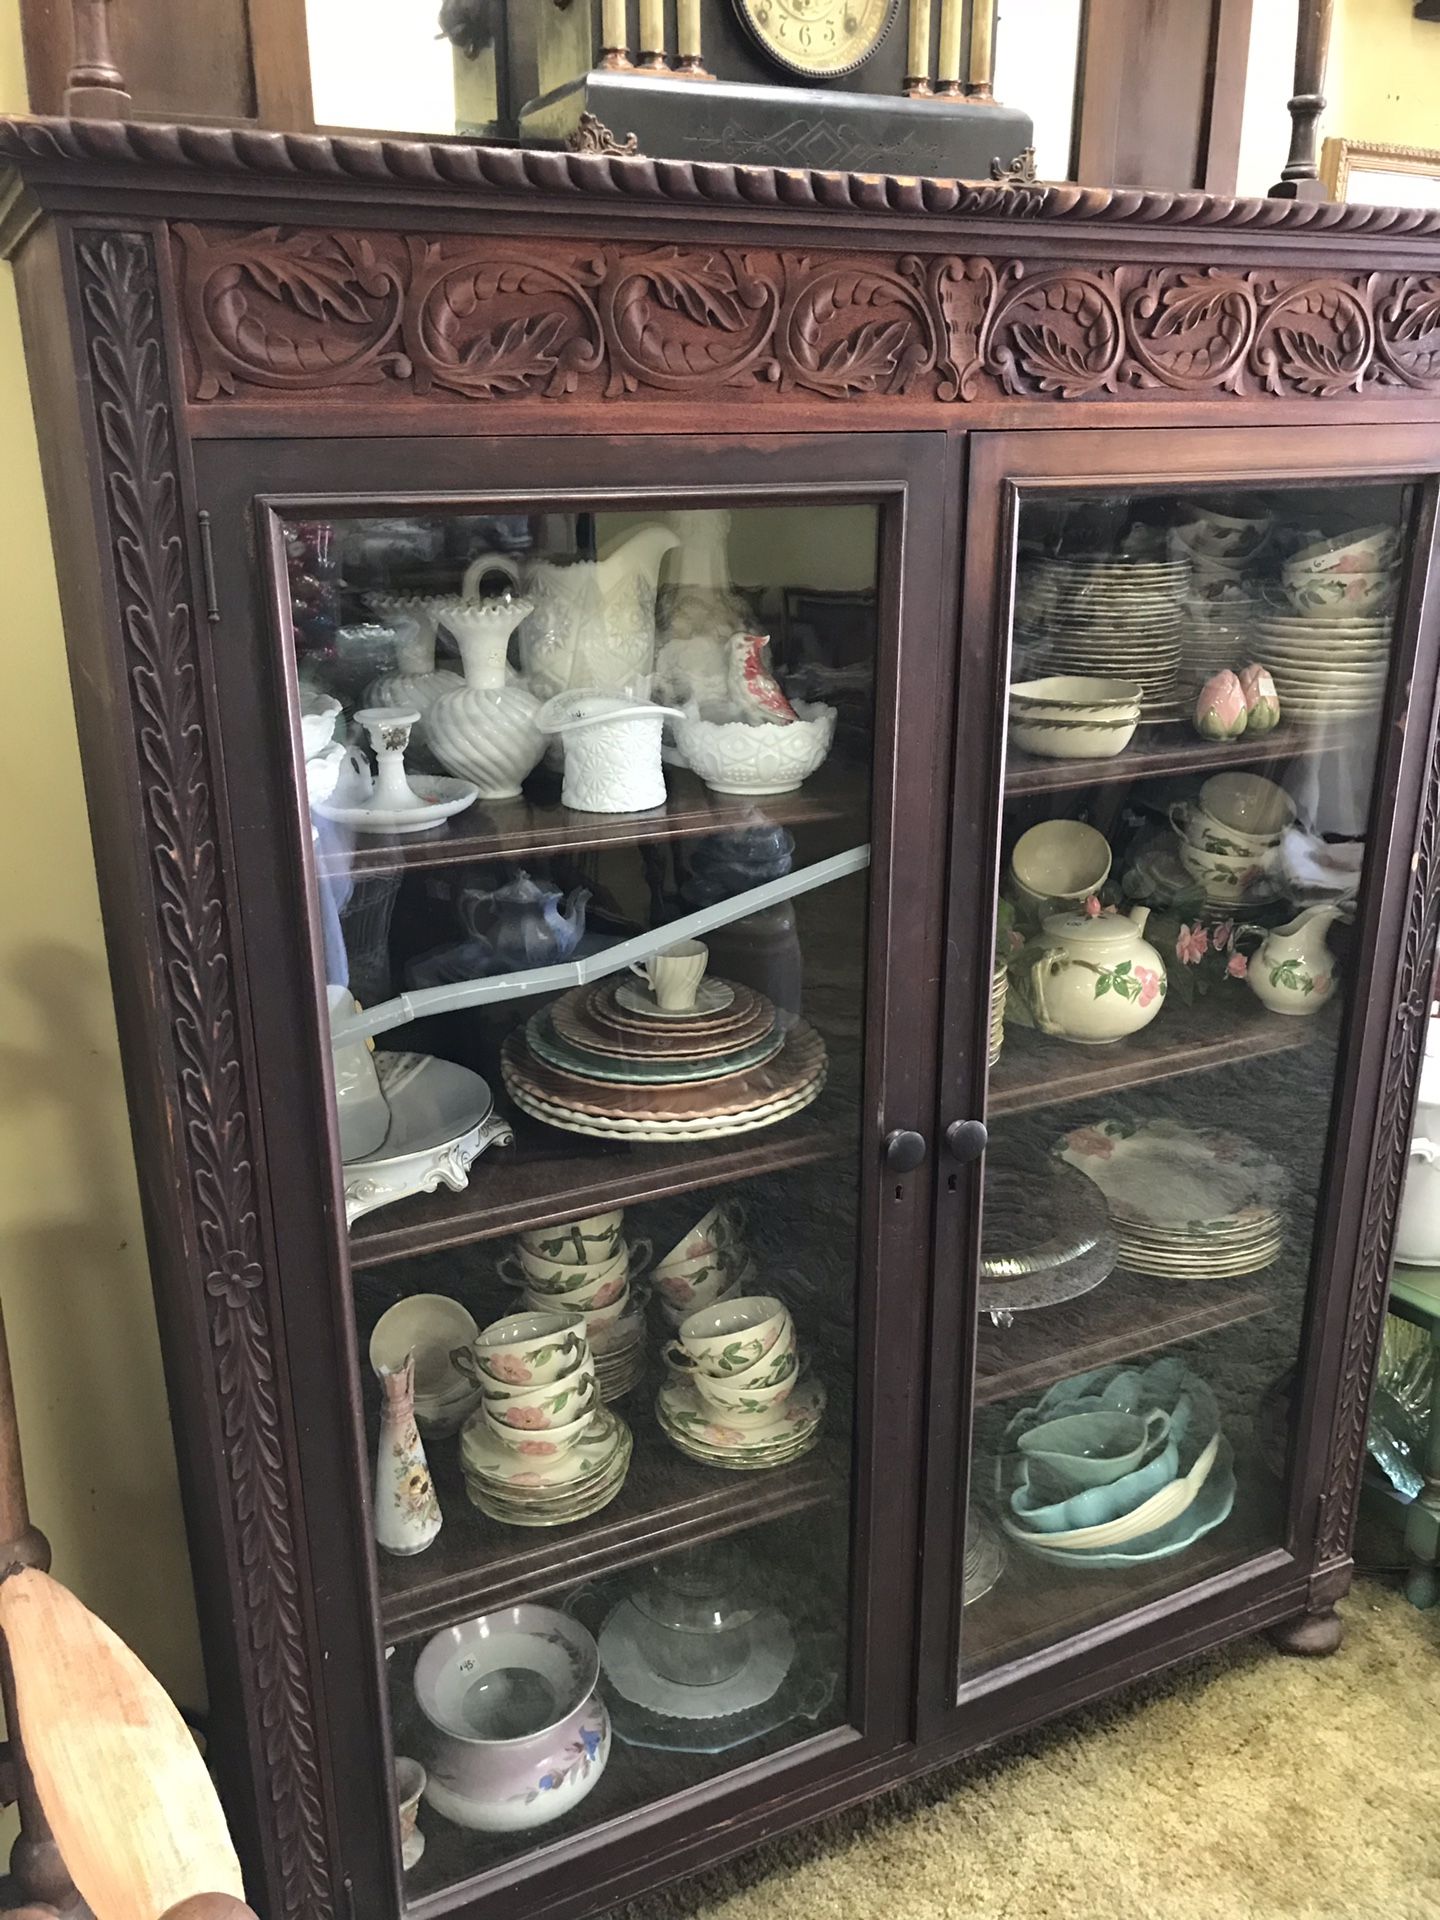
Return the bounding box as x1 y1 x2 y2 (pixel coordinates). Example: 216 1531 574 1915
1057 1117 1285 1279
1015 556 1189 722
1251 611 1392 723
655 1374 827 1471
459 1403 633 1526
589 1297 649 1400
989 965 1007 1068
503 977 827 1141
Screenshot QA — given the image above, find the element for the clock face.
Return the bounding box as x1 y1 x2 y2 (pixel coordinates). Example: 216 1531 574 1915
734 0 901 80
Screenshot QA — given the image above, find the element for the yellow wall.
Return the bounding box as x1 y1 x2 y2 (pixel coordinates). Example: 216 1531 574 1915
1332 0 1440 149
0 0 205 1733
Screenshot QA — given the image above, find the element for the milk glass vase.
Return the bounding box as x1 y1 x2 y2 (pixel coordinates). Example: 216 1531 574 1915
374 1353 443 1557
425 595 547 800
363 597 463 747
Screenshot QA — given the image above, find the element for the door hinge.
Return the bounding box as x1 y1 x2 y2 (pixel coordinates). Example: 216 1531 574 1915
196 508 221 626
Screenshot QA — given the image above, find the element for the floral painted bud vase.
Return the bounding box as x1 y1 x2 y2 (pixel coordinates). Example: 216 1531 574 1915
374 1353 443 1557
1238 663 1281 735
1193 669 1248 740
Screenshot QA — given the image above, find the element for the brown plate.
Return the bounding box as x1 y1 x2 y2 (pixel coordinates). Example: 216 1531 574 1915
550 980 777 1057
502 1020 827 1120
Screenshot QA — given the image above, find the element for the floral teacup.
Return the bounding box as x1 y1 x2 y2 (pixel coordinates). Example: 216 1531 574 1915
655 1201 748 1280
518 1210 625 1267
481 1401 597 1457
667 1295 791 1378
461 1310 587 1387
481 1363 598 1430
693 1366 798 1421
501 1241 646 1310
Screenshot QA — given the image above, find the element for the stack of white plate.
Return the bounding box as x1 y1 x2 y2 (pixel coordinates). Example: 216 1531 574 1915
1251 611 1392 722
1057 1117 1286 1279
1015 556 1189 721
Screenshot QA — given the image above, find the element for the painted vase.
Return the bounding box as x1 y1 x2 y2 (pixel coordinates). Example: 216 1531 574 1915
374 1353 443 1557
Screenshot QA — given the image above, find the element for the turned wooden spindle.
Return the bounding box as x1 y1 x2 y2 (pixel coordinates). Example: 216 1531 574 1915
1271 0 1335 200
63 0 131 118
965 0 999 104
906 0 935 96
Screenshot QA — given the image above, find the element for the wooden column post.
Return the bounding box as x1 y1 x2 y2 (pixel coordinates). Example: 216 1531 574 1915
600 0 633 70
1270 0 1335 199
906 0 935 95
62 0 131 118
965 0 998 104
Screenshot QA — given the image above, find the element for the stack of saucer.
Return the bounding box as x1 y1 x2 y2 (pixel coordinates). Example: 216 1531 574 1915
499 1209 649 1400
455 1310 632 1524
1015 554 1189 722
656 1295 825 1472
652 1201 756 1330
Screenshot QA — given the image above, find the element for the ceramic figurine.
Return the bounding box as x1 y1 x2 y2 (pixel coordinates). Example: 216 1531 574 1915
373 1353 443 1557
425 594 547 799
1239 663 1281 734
1193 668 1248 740
727 633 799 725
1020 906 1168 1044
362 599 464 745
463 524 680 702
456 868 591 971
1246 904 1342 1015
536 692 683 813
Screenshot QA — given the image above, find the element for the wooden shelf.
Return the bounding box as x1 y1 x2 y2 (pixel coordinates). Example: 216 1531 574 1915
1004 721 1365 799
316 764 868 879
975 1267 1271 1408
378 1396 848 1641
349 1099 854 1270
988 995 1324 1117
961 1455 1285 1676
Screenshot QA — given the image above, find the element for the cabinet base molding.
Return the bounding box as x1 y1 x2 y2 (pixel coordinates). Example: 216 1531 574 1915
1266 1607 1345 1657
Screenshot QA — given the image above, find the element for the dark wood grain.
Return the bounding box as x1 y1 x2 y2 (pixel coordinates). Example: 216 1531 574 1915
1003 721 1365 798
988 997 1324 1117
379 1406 848 1641
349 1107 854 1270
315 766 867 880
975 1268 1269 1406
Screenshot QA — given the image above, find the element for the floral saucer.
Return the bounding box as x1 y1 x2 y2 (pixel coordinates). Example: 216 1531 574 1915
656 1374 826 1470
459 1405 626 1488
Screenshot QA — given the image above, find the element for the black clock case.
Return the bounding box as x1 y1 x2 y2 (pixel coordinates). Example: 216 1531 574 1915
519 70 1031 178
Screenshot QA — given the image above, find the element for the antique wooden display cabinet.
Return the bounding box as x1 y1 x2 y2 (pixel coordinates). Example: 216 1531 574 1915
3 117 1440 1920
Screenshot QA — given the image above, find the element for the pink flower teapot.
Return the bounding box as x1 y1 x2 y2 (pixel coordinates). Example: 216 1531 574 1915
1021 905 1168 1046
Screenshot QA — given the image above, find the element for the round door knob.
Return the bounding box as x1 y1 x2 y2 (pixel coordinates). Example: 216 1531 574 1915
945 1119 989 1164
883 1129 928 1173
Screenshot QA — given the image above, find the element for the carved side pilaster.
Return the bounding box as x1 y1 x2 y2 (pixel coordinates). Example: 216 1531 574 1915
74 229 333 1920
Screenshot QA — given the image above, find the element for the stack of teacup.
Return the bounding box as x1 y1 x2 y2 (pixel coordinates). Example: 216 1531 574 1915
1170 770 1295 909
454 1309 632 1525
655 1293 826 1471
498 1210 650 1400
653 1201 756 1330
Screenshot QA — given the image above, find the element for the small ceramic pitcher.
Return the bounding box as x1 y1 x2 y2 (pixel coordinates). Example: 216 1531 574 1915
1245 904 1343 1016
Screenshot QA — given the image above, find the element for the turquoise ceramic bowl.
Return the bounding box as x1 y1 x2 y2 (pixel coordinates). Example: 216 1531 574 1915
1011 1437 1180 1534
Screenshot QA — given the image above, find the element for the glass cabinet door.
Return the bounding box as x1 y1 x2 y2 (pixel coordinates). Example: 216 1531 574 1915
197 435 947 1914
935 432 1437 1708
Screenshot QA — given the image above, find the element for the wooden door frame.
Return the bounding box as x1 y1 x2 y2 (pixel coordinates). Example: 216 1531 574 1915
190 426 955 1920
917 418 1440 1749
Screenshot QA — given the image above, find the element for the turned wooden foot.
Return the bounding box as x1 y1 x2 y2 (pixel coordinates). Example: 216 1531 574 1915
1268 1606 1345 1656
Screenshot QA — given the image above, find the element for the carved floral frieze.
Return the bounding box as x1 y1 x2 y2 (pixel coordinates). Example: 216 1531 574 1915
174 224 1440 408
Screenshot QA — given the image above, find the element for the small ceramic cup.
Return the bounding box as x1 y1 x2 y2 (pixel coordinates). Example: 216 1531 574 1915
1018 1407 1170 1491
659 1277 744 1330
459 1310 587 1388
1197 771 1296 844
666 1295 792 1378
481 1400 598 1457
630 938 709 1011
394 1757 426 1871
517 1211 625 1267
1008 819 1112 915
522 1281 634 1332
655 1200 748 1279
657 1257 757 1319
500 1241 647 1308
692 1366 798 1420
482 1363 598 1430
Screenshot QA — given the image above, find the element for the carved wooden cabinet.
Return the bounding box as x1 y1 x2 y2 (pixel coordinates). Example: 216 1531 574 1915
4 117 1440 1920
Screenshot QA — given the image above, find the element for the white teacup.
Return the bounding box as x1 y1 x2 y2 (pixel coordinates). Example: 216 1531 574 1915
667 1295 791 1378
656 1256 756 1316
460 1310 587 1388
481 1362 599 1431
655 1201 748 1279
630 939 709 1011
500 1240 647 1307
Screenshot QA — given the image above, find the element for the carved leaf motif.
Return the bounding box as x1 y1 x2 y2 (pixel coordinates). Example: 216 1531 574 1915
233 227 381 325
78 232 333 1920
639 254 749 332
1268 325 1360 397
442 312 571 393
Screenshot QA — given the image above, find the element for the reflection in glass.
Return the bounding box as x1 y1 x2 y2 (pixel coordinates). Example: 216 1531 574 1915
275 501 879 1887
964 484 1412 1680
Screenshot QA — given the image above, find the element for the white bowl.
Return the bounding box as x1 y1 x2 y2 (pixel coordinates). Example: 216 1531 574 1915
673 701 836 796
1010 713 1139 760
1010 676 1143 716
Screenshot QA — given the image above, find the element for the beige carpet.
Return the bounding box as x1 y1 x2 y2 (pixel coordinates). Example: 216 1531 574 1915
619 1580 1440 1920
